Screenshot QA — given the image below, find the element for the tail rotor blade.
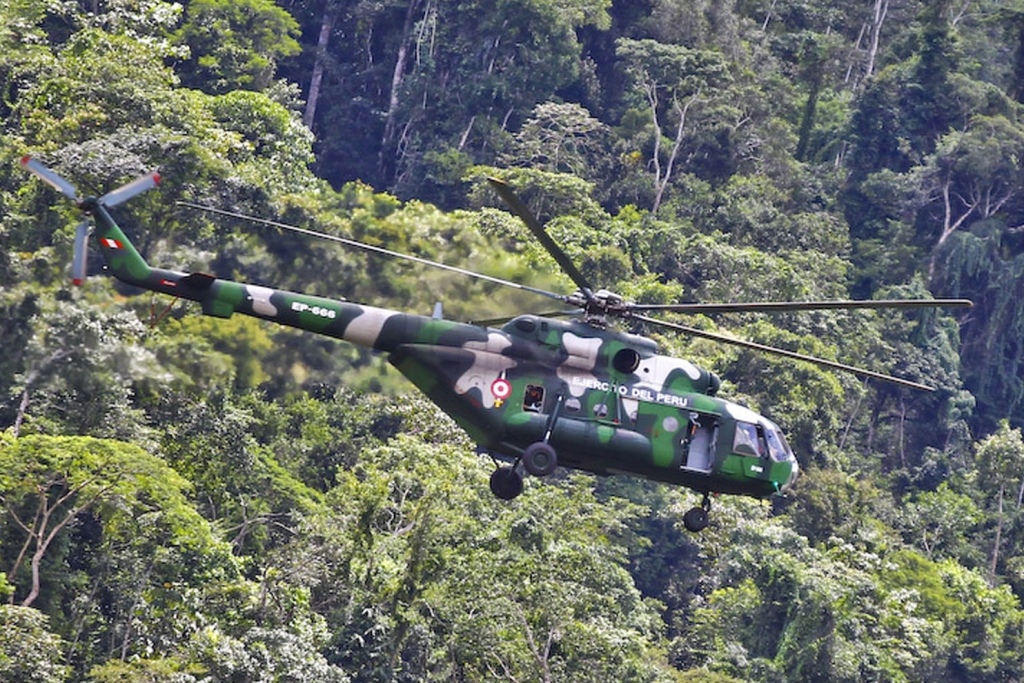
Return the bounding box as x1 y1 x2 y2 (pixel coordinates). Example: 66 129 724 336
20 156 78 200
100 171 161 207
71 220 90 286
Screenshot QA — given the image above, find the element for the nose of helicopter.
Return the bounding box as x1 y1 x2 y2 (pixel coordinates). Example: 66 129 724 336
779 457 800 492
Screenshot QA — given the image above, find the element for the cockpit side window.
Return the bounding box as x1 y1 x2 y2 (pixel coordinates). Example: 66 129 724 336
733 421 768 458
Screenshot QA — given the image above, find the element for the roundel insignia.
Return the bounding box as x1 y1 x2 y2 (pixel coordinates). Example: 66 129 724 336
491 378 512 400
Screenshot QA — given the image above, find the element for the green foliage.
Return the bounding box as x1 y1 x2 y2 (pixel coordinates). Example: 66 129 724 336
683 516 1024 682
976 420 1024 491
0 605 69 683
303 434 667 681
501 101 609 179
2 296 157 439
938 224 1024 430
7 1 1024 681
899 482 984 563
175 0 301 94
86 657 198 683
16 27 179 146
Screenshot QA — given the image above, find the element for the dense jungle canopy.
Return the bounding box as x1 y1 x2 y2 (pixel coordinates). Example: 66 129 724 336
3 0 1024 681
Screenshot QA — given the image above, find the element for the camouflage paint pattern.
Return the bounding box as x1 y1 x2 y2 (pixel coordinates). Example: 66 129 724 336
91 202 798 500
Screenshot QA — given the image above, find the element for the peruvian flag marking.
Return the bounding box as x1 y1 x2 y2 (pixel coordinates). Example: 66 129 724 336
100 237 123 249
491 378 512 400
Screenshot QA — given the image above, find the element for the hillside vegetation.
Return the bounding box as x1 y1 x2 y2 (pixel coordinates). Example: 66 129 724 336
2 1 1024 681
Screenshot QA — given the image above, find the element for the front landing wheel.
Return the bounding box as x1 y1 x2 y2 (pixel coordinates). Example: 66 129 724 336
490 466 524 500
683 506 709 532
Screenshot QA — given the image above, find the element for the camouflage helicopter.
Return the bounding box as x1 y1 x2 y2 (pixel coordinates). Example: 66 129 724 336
21 157 972 531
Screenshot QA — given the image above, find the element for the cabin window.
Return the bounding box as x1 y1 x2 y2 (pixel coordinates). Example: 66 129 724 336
565 397 581 413
593 403 609 418
733 421 768 457
523 384 545 412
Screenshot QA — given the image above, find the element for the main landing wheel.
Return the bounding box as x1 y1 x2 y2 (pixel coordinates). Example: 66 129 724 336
490 466 524 500
522 442 558 477
683 493 712 533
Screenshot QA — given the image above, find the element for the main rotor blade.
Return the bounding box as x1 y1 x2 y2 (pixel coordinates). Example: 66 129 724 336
487 177 596 301
179 202 569 305
632 313 936 391
629 299 974 315
21 156 78 200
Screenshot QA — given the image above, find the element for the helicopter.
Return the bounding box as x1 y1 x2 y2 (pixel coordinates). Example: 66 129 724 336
21 156 972 531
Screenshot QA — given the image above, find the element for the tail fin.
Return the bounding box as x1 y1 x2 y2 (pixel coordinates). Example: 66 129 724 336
88 199 157 286
21 156 159 286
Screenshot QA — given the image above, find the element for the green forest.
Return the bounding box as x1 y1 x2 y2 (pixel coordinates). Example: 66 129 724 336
3 0 1024 680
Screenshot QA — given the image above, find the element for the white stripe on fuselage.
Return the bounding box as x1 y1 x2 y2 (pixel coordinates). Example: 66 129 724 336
343 306 399 347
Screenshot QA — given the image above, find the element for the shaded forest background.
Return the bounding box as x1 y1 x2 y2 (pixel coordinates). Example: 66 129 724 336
3 0 1024 680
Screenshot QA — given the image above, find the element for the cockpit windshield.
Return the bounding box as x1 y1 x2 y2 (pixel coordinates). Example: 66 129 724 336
762 423 793 462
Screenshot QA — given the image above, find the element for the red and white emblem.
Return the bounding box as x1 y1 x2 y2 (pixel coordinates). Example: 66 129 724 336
100 237 123 249
491 378 512 400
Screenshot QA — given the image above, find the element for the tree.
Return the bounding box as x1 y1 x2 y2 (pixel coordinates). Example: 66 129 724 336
501 101 608 179
14 27 180 148
682 513 1024 682
4 299 156 440
916 114 1024 279
151 392 324 557
976 421 1024 581
0 433 221 609
617 38 732 214
303 0 612 195
934 225 1024 432
300 0 345 130
899 482 984 563
174 0 301 94
0 605 69 683
999 0 1024 103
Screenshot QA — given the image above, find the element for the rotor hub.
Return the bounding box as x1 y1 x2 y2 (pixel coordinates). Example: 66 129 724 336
568 288 628 326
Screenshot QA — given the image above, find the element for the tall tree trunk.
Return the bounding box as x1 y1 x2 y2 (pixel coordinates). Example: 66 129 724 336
379 0 424 185
12 386 30 437
651 91 699 216
990 482 1004 583
864 0 889 81
795 67 822 161
303 4 340 130
1009 21 1024 103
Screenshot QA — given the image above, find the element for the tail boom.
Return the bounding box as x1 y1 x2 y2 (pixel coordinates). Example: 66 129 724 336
91 204 489 353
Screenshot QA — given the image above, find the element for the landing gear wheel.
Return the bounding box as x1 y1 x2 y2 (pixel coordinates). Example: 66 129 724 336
683 493 712 532
683 506 709 532
490 466 523 500
522 442 558 477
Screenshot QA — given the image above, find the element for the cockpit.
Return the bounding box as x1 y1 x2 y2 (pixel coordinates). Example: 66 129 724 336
730 416 799 492
732 418 795 462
